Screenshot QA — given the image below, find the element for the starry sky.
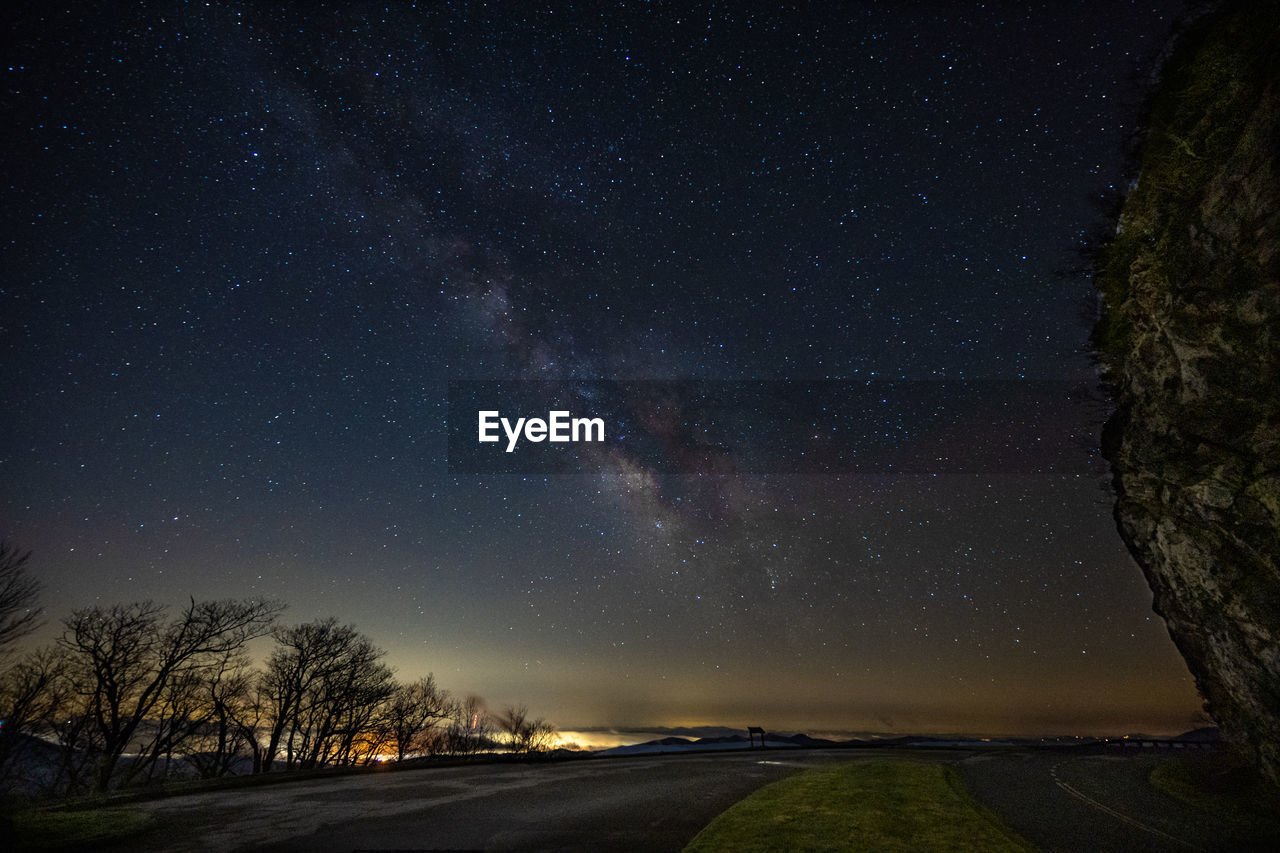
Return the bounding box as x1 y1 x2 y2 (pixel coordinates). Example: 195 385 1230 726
3 1 1204 741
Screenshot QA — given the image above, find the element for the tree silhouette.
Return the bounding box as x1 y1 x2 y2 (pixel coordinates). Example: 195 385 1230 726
184 651 260 779
2 594 560 794
446 694 495 756
0 540 42 659
261 618 395 770
384 675 450 761
0 647 63 783
496 704 558 754
58 598 281 792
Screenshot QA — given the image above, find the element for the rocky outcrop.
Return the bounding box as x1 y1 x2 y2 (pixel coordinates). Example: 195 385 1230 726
1097 2 1280 786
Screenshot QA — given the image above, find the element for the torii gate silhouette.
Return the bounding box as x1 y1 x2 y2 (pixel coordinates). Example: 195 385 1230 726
748 726 766 749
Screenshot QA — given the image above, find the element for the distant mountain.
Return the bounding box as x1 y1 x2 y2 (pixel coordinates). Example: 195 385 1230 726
1174 727 1221 743
764 732 840 748
589 728 1129 757
594 732 791 756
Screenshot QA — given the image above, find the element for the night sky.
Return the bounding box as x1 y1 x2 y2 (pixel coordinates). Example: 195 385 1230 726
3 2 1204 745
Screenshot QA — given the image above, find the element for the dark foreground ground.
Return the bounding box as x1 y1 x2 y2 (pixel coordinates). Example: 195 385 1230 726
83 747 1273 852
954 749 1276 853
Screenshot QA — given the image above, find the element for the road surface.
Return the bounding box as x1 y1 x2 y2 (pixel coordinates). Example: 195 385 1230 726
954 749 1273 852
108 750 866 852
100 747 1267 852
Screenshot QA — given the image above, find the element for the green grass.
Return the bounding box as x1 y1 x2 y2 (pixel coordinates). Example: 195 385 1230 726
683 761 1032 852
6 806 155 851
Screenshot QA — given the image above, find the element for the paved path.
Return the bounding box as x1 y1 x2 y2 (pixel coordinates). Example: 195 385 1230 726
111 750 878 852
104 747 1268 851
953 749 1272 852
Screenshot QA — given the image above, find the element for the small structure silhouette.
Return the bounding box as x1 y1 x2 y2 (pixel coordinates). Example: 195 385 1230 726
747 726 766 749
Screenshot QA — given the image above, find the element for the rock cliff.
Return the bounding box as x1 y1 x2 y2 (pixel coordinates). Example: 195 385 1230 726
1097 2 1280 785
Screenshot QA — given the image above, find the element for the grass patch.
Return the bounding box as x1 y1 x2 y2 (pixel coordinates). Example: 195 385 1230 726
684 761 1032 852
6 806 154 851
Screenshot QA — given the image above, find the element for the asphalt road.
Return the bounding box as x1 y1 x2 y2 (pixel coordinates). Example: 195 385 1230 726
101 747 1268 852
110 750 872 852
953 749 1274 853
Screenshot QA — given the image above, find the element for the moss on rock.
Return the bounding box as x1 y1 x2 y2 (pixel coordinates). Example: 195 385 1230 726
1095 0 1280 786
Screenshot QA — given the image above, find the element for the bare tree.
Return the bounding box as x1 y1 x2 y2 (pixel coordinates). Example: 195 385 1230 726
261 618 395 771
524 718 558 755
125 666 210 786
184 653 261 778
210 663 275 775
48 694 100 795
300 642 395 768
496 705 530 753
0 540 42 658
496 705 558 755
445 694 495 757
383 675 450 761
262 619 334 771
0 646 64 783
261 618 352 771
59 597 281 792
